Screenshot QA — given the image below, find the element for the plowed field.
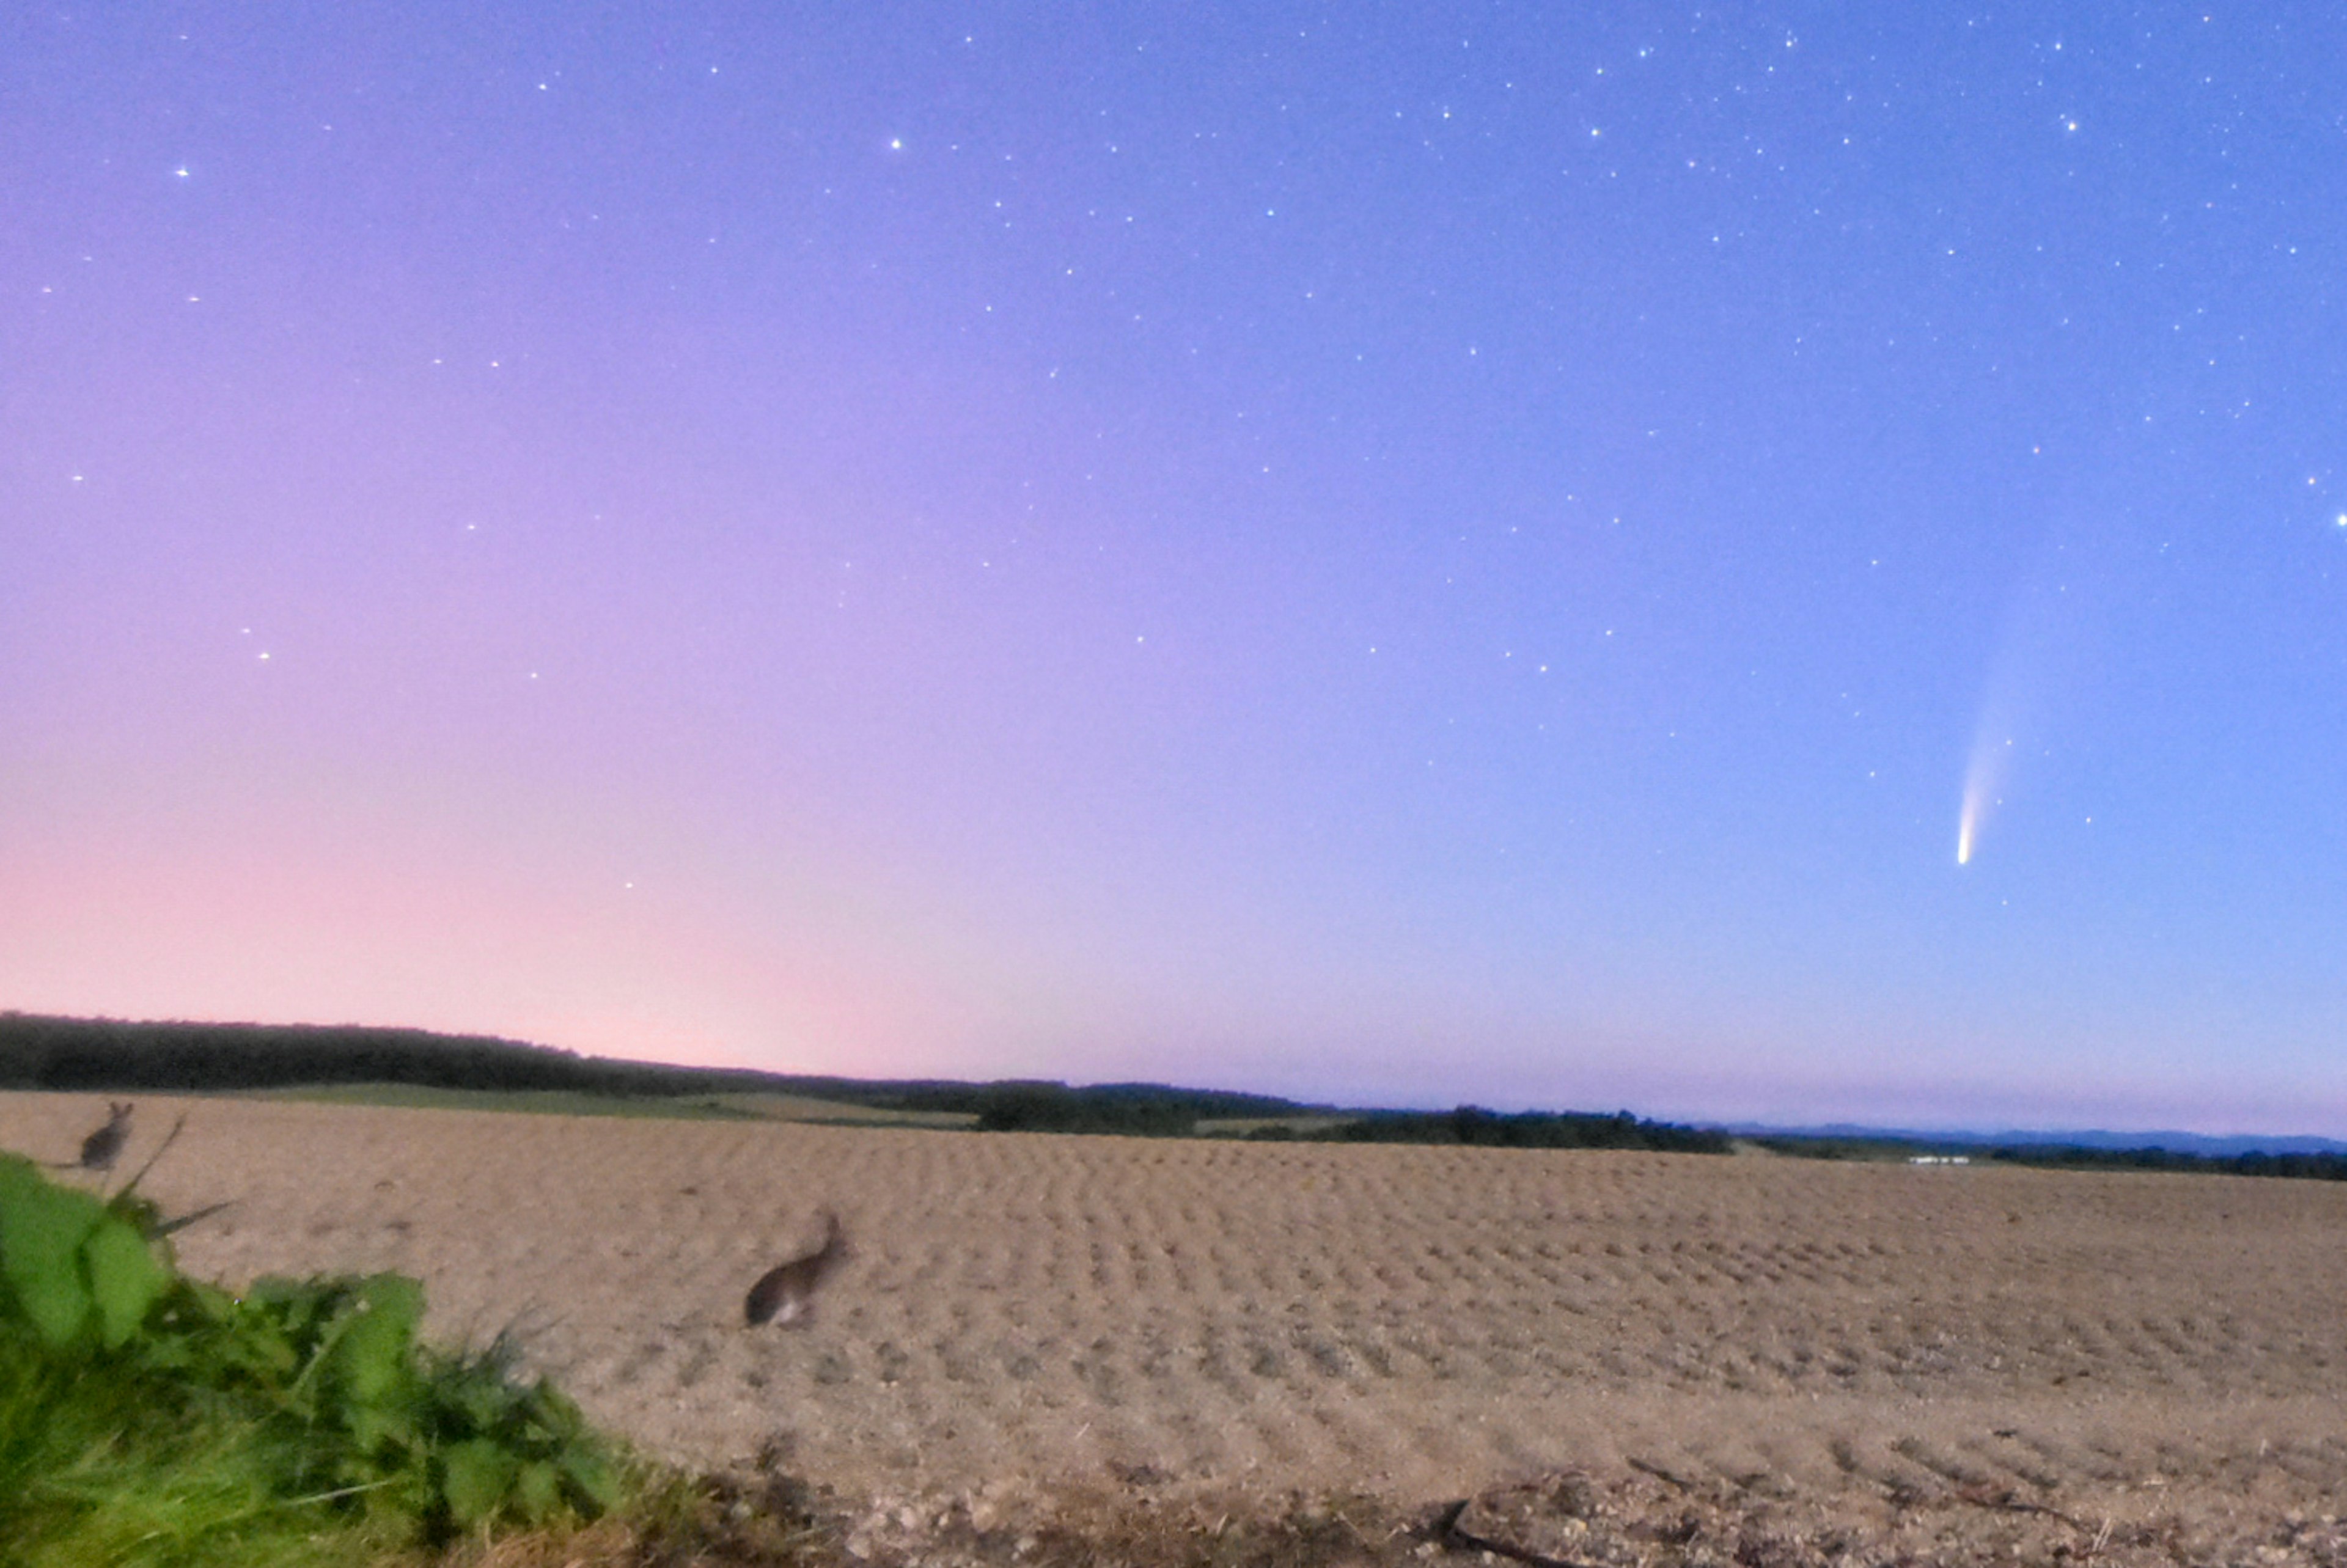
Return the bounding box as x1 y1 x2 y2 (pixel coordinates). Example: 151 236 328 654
7 1092 2344 1561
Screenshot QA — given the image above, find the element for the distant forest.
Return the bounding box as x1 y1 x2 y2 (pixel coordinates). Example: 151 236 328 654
1983 1142 2347 1182
1255 1105 1731 1155
10 1016 2343 1174
1753 1133 2347 1184
0 1014 1296 1129
0 1013 1724 1151
1 1011 911 1104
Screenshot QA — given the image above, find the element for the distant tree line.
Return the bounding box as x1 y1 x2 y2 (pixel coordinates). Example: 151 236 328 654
1985 1143 2347 1182
952 1080 1302 1134
1747 1135 1907 1162
1255 1105 1732 1155
1 1013 815 1098
0 1014 1305 1134
0 1013 1729 1153
1752 1129 2347 1184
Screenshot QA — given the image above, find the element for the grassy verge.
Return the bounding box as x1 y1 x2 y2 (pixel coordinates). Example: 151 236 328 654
0 1151 629 1567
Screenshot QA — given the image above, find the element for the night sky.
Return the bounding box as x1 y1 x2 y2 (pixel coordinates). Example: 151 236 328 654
7 6 2345 1134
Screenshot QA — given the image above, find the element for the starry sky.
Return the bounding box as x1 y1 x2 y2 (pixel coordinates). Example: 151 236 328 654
6 5 2346 1135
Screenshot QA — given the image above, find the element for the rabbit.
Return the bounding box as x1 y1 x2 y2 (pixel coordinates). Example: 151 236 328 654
73 1102 134 1173
745 1210 847 1328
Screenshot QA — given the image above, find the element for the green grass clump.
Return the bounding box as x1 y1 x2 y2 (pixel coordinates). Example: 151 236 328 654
0 1152 620 1567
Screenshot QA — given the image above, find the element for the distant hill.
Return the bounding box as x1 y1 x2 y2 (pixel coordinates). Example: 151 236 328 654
1728 1120 2347 1184
1 1009 945 1105
0 1012 1721 1152
12 1016 2340 1169
1727 1121 2347 1158
0 1013 1306 1130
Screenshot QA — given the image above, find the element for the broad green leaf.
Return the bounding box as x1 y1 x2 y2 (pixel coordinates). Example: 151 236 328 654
331 1274 422 1407
513 1459 566 1523
345 1401 419 1457
0 1162 105 1347
355 1272 422 1333
440 1437 519 1528
82 1215 168 1348
0 1154 37 1203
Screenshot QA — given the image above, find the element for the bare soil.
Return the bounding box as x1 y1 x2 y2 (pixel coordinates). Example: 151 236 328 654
8 1092 2344 1566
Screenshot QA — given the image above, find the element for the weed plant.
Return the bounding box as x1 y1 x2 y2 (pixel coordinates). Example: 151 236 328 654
0 1152 620 1567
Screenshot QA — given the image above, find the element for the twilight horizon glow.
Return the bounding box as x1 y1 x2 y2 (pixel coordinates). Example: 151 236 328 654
6 7 2346 1137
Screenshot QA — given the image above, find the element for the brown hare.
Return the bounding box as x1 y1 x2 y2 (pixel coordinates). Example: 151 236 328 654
73 1102 134 1173
744 1210 847 1328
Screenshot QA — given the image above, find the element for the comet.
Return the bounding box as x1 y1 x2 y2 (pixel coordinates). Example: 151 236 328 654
1956 730 2013 866
1953 525 2091 867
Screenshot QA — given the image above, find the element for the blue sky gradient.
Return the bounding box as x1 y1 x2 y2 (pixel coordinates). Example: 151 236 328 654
5 5 2345 1132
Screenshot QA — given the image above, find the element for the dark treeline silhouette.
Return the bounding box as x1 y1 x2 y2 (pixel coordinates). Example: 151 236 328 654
0 1013 964 1107
961 1080 1302 1135
1748 1135 1908 1162
1261 1105 1731 1155
1986 1143 2347 1182
20 1015 2337 1173
1750 1129 2347 1184
0 1013 1305 1134
0 1013 1723 1151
